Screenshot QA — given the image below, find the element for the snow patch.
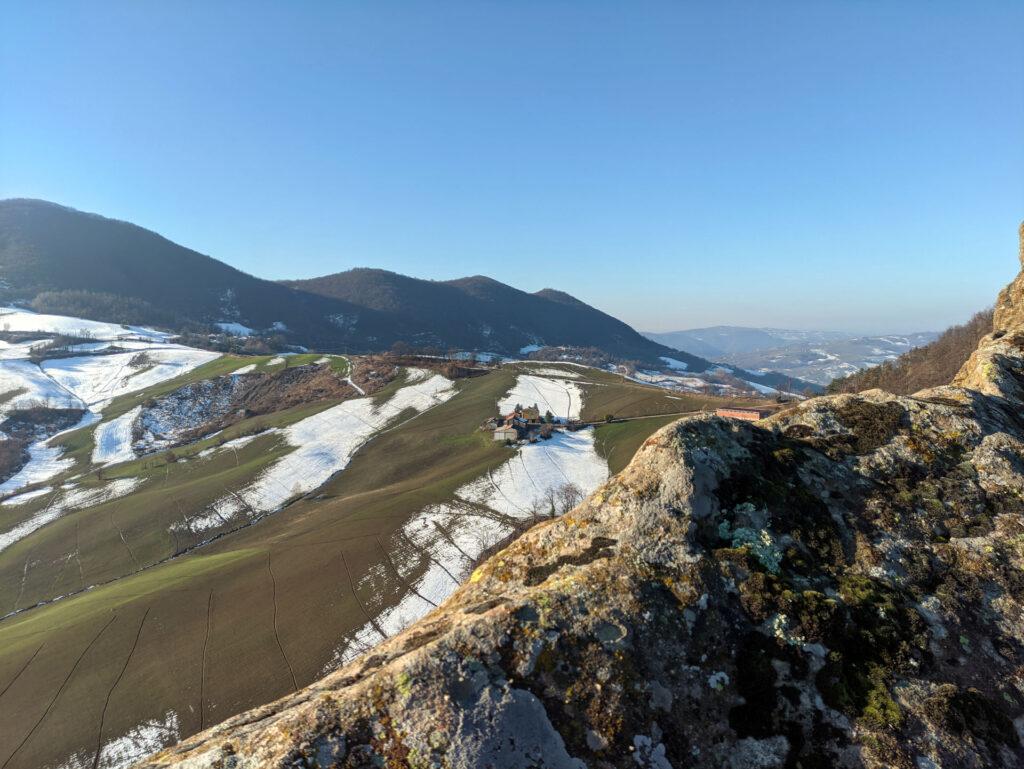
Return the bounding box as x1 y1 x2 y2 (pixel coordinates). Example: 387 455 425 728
181 371 457 534
0 359 85 415
0 477 142 553
458 430 607 518
92 407 142 465
521 366 581 379
498 375 582 422
659 356 689 371
0 412 98 496
743 380 779 395
42 346 220 411
1 485 53 506
0 307 170 342
58 710 180 769
214 322 254 336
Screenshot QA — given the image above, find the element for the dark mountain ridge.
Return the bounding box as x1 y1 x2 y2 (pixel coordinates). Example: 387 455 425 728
283 268 686 364
0 199 815 390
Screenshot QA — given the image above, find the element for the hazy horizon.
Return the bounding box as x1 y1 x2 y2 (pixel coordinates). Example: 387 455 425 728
3 2 1022 334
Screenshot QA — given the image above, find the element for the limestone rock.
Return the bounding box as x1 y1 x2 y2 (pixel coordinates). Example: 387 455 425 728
138 228 1024 769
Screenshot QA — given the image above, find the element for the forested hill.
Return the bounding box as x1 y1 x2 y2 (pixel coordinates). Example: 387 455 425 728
0 199 694 364
827 309 993 394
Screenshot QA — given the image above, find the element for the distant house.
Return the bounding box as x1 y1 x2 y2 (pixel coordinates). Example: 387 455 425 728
520 405 541 422
715 407 771 422
493 425 520 442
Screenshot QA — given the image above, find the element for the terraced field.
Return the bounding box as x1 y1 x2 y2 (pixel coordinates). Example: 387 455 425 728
0 310 770 768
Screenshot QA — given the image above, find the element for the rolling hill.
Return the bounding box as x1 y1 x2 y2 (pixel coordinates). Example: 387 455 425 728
645 326 939 385
0 200 818 394
0 304 775 768
0 199 681 362
283 269 709 364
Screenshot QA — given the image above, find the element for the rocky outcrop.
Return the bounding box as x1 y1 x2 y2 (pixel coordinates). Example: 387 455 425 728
138 228 1024 769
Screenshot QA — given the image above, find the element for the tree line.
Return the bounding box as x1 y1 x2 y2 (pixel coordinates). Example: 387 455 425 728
827 309 994 395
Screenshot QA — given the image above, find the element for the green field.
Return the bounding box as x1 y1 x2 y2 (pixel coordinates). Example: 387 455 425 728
593 414 686 474
0 359 767 768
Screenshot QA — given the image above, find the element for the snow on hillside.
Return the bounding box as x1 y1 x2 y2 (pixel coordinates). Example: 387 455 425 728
181 370 458 534
43 346 219 410
332 383 609 668
0 477 142 554
56 710 182 769
519 365 581 379
214 321 254 336
0 359 85 414
0 308 222 499
458 429 607 517
743 379 779 395
498 374 582 422
659 356 688 371
0 414 97 496
631 369 708 392
92 406 142 465
0 307 171 341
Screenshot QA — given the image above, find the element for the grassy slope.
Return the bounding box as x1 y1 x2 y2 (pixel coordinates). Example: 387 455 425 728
0 368 515 767
0 362 767 767
593 415 684 475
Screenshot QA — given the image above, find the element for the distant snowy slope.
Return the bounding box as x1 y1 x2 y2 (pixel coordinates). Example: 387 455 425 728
43 346 219 410
0 307 220 497
643 326 938 386
0 306 171 341
497 374 582 422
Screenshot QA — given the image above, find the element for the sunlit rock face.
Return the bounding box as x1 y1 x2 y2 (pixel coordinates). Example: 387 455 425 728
138 228 1024 769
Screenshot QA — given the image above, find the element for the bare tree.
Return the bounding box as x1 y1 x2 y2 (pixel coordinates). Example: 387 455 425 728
554 482 584 514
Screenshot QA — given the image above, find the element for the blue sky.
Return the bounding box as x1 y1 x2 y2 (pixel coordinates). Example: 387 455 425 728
2 1 1022 334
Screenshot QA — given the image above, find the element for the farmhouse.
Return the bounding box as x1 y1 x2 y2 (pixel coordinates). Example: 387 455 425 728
715 407 771 422
519 405 541 422
491 403 547 441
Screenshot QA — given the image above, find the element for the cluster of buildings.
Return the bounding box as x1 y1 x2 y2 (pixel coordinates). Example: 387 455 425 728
489 404 579 443
488 404 770 443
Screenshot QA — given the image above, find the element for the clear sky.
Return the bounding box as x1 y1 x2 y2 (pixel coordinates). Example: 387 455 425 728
2 2 1022 334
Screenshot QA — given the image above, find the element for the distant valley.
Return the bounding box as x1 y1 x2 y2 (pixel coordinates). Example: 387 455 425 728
644 326 938 385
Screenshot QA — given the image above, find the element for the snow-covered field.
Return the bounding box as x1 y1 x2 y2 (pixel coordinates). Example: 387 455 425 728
497 374 582 422
0 412 98 496
0 477 142 553
0 308 221 499
56 710 180 769
333 382 609 668
92 406 142 465
0 307 171 342
659 356 689 371
214 321 254 336
518 366 581 379
180 370 459 534
458 429 607 517
42 346 219 410
631 369 708 392
0 359 84 414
